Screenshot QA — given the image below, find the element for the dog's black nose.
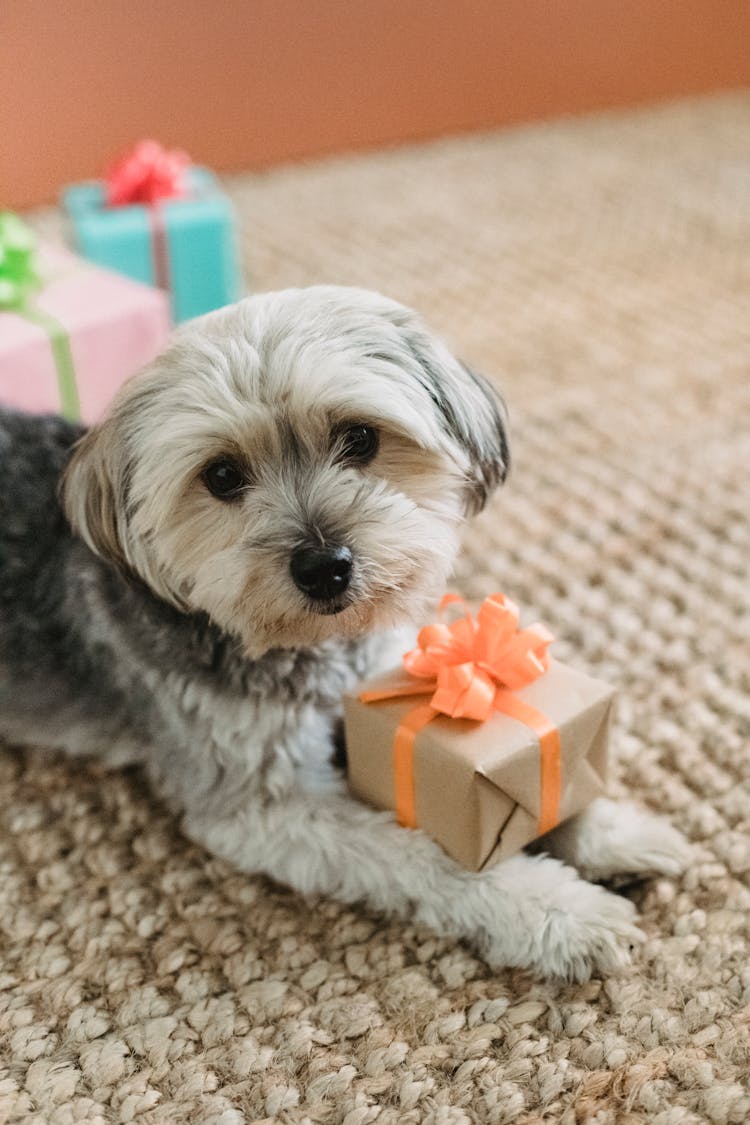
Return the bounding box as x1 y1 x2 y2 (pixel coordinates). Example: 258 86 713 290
290 545 353 601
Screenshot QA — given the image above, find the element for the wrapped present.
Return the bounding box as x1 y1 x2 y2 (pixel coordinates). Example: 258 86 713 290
0 212 170 424
345 593 613 871
62 140 242 323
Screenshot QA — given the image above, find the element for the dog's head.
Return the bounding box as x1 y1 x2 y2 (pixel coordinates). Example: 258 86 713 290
62 286 509 655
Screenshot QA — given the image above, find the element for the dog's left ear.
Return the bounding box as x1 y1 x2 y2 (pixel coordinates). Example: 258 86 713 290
400 321 510 514
60 415 130 570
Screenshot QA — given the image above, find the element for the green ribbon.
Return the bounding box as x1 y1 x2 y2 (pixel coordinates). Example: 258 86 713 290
0 211 41 307
0 211 80 421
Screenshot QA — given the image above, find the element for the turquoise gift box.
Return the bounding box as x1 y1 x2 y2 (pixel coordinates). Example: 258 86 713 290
62 168 242 323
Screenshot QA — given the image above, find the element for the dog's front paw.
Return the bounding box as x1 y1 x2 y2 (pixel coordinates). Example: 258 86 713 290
532 881 644 982
550 798 694 882
601 807 693 879
475 855 644 982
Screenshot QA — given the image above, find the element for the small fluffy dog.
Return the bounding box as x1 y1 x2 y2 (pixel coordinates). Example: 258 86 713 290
0 286 689 979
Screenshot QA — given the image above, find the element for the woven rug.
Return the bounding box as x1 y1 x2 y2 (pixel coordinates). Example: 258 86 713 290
3 91 750 1123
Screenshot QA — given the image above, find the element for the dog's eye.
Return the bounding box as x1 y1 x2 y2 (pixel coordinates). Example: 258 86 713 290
337 424 379 465
201 458 246 499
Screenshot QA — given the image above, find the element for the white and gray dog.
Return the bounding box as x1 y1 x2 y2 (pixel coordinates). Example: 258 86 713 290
0 286 689 980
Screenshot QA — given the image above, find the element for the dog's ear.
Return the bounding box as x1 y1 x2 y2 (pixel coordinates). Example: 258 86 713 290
396 318 510 514
61 417 130 569
435 356 510 515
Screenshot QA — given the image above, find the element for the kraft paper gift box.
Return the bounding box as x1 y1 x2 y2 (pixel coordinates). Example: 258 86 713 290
62 158 242 324
0 224 170 424
344 595 614 872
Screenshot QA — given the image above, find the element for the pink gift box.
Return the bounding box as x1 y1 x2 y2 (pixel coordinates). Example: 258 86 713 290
0 243 170 424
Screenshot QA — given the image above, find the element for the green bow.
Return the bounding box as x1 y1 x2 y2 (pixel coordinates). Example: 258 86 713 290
0 211 79 420
0 211 42 309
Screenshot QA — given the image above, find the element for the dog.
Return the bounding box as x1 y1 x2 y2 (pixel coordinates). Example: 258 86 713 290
0 286 690 980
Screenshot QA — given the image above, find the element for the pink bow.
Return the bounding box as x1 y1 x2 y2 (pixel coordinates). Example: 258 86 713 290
105 140 191 207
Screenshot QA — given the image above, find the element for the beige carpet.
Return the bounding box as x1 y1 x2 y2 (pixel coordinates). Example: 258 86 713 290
3 91 750 1123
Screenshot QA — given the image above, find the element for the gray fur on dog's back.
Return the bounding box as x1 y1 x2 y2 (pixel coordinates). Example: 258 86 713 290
0 409 161 759
0 410 103 732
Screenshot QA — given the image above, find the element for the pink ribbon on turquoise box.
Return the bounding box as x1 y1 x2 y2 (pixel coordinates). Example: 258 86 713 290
0 212 80 421
104 140 190 295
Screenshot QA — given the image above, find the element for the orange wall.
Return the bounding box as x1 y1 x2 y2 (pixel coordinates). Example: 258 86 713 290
2 0 749 208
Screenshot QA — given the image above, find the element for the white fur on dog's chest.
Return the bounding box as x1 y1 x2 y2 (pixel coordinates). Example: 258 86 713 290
141 628 412 809
138 631 386 811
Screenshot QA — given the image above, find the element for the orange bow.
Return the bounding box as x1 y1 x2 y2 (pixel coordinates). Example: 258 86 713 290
361 593 561 837
403 592 553 719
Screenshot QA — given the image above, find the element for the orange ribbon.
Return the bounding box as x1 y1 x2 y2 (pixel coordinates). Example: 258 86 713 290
360 593 561 835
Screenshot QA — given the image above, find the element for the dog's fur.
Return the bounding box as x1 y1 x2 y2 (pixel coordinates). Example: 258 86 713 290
0 286 689 979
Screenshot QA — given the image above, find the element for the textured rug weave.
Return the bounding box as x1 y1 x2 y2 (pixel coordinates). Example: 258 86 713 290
3 92 750 1123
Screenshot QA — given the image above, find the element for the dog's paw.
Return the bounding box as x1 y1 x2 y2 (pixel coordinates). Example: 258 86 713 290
476 855 644 982
546 798 693 882
539 882 644 982
614 814 693 879
588 802 693 880
532 881 642 982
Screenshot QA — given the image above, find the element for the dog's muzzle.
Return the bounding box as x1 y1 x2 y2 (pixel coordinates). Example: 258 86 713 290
290 544 353 612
